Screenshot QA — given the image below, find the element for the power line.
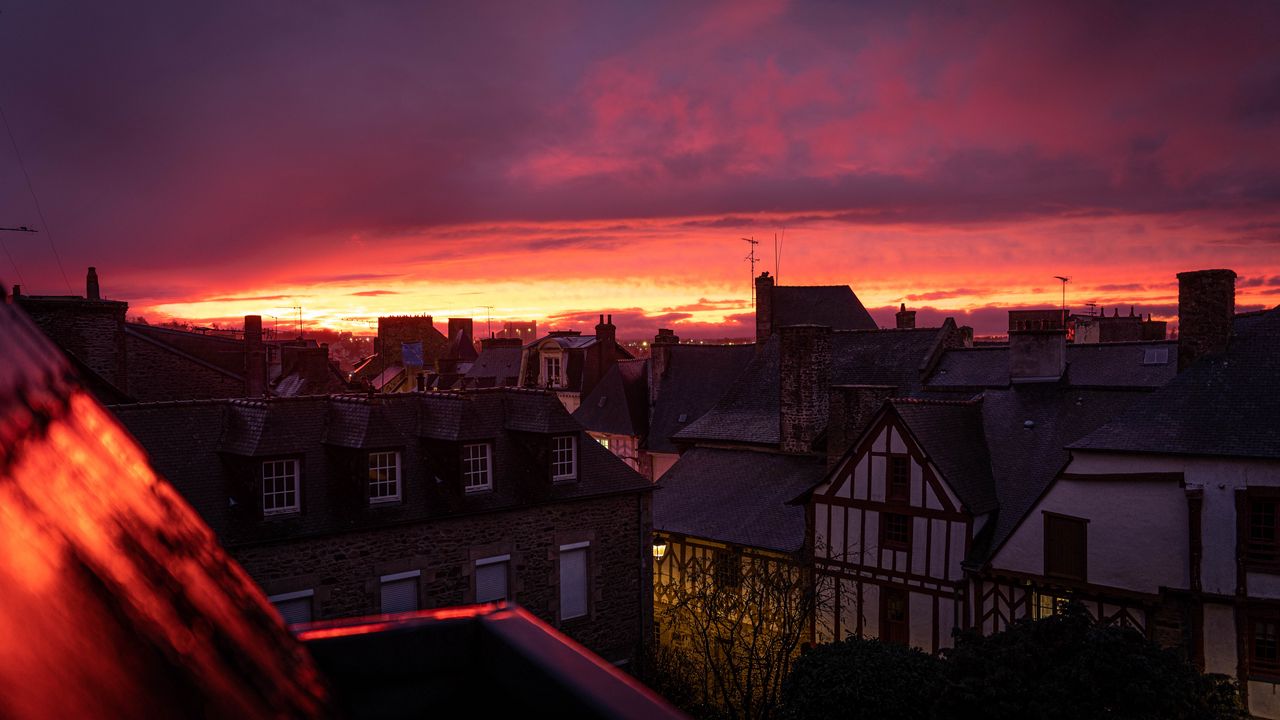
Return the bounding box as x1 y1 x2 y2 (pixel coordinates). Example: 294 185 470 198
0 225 35 286
0 101 72 293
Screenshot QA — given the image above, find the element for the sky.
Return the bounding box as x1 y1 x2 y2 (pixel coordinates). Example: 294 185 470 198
1 0 1278 338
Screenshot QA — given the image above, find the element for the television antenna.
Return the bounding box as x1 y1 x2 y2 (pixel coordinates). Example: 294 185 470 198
741 237 759 306
480 305 494 338
1053 276 1069 322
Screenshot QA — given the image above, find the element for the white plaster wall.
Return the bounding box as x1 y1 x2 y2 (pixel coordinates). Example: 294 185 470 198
863 583 881 639
1203 603 1238 676
1249 681 1280 720
650 453 678 481
909 592 933 649
938 597 957 649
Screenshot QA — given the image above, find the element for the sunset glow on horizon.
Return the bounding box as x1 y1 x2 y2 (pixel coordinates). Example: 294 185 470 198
1 1 1277 337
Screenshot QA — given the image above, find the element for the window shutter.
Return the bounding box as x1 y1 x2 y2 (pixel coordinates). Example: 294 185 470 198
560 546 588 620
381 577 419 613
476 561 508 603
272 597 313 625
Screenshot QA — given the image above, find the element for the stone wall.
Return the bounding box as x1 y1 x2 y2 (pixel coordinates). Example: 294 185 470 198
237 491 650 663
18 296 128 391
1177 269 1236 371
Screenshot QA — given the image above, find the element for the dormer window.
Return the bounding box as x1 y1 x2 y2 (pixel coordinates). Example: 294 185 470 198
262 459 300 515
543 355 562 388
368 450 401 503
463 442 492 492
552 435 577 481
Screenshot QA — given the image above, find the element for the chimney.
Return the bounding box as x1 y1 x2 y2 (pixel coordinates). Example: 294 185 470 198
827 385 896 468
755 272 775 348
583 313 617 398
244 315 266 397
895 303 916 329
448 318 474 342
649 328 680 406
1007 310 1066 383
1177 269 1236 371
86 267 100 300
779 325 832 454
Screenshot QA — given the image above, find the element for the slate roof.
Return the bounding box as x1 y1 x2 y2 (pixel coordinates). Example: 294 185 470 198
654 448 823 553
648 344 756 453
1070 307 1280 460
892 400 997 514
573 359 649 437
112 388 650 544
463 346 522 388
977 386 1149 563
127 323 248 377
927 341 1179 390
773 285 877 331
675 328 947 447
323 397 407 449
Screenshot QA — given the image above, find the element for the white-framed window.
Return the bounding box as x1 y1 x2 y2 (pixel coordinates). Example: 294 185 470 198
268 589 314 625
552 435 577 481
262 458 300 515
463 442 492 492
559 541 589 620
543 354 562 387
368 450 401 503
380 570 420 613
475 554 511 603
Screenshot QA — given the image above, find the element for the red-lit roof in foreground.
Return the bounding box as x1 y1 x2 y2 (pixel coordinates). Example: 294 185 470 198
0 290 331 718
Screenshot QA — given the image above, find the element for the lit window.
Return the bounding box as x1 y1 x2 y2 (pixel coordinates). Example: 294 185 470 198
1033 591 1071 619
262 459 300 515
882 512 910 550
552 435 577 481
560 542 589 620
597 435 610 449
368 451 401 503
543 355 562 387
380 570 420 613
463 443 492 492
475 555 510 603
268 589 313 625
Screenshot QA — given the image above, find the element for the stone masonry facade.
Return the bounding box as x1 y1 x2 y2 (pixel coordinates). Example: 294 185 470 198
238 491 650 663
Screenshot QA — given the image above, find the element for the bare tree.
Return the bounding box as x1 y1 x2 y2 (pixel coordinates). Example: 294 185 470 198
649 543 852 720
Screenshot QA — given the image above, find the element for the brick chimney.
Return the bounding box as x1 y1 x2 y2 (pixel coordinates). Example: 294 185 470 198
649 328 679 406
895 303 916 329
755 272 775 348
1008 310 1066 383
779 325 831 454
244 315 267 397
1177 269 1235 371
583 313 617 398
86 266 100 300
827 385 896 468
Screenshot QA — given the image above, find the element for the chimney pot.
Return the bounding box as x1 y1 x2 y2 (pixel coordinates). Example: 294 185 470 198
86 267 100 300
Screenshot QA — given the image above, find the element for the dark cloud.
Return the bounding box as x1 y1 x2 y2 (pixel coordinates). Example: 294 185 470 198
903 289 984 302
200 294 300 303
350 290 399 296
